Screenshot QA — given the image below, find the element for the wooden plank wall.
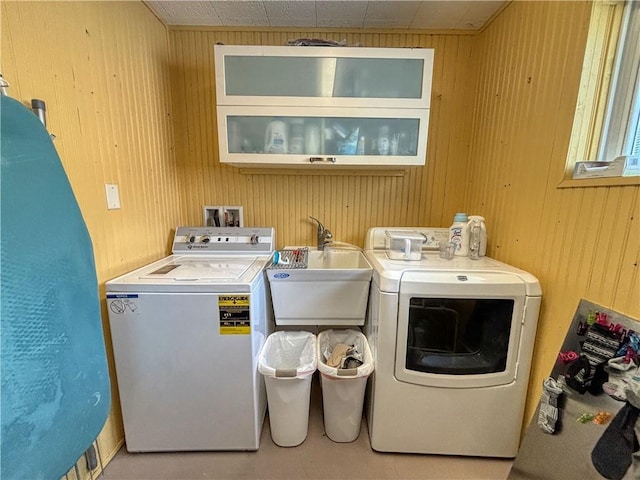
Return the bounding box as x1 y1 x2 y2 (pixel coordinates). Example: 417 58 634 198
1 1 182 473
170 1 639 427
168 29 477 245
468 0 639 422
2 0 638 473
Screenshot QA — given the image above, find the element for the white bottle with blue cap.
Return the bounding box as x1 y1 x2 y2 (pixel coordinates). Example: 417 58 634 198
449 212 470 256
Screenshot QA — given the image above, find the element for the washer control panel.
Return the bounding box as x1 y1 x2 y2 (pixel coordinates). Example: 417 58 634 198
172 226 275 254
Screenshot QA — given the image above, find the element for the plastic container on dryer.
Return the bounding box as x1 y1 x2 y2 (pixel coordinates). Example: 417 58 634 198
468 215 487 257
385 230 426 261
449 213 470 256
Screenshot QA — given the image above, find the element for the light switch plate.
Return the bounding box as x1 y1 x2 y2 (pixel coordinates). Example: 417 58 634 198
105 184 120 210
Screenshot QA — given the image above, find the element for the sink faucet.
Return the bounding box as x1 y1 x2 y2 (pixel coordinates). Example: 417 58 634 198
309 216 333 251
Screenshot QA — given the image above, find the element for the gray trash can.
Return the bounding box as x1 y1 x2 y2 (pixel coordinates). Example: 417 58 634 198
258 331 317 447
317 329 374 443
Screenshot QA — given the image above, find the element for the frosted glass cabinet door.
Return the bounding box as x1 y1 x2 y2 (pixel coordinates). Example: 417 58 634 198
215 45 433 108
214 45 434 169
217 106 429 167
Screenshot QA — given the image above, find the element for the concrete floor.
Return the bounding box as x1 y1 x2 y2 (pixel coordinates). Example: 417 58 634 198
101 376 513 480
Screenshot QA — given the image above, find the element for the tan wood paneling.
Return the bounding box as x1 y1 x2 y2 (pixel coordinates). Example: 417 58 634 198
3 0 638 471
1 0 181 472
169 30 476 245
170 1 639 431
468 0 639 425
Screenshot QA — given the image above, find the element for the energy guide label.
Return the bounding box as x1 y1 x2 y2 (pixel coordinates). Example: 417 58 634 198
218 295 250 335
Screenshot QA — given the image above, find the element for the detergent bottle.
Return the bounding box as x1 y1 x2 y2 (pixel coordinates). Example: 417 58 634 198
264 119 288 154
449 212 470 256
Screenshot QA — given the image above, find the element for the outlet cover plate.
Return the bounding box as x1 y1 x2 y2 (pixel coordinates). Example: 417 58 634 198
105 184 120 210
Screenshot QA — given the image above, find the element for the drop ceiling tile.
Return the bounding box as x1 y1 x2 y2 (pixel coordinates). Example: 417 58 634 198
175 16 224 26
212 1 268 20
266 1 316 27
146 2 173 22
147 0 220 25
144 0 507 31
316 1 368 23
365 0 421 20
410 1 466 29
364 19 413 29
220 16 271 26
269 16 317 27
317 17 366 29
265 1 315 18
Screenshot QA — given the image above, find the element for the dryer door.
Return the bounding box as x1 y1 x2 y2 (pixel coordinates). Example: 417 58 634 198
394 271 527 388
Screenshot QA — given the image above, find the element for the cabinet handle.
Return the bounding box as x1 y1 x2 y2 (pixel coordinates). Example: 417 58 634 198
309 157 337 164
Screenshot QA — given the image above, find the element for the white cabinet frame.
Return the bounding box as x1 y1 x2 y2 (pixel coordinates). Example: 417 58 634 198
216 105 430 167
214 45 434 169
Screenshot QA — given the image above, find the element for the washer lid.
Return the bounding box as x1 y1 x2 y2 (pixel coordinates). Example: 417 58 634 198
142 257 255 281
106 254 272 293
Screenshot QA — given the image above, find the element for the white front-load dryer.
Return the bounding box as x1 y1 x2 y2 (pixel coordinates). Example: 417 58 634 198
363 227 542 458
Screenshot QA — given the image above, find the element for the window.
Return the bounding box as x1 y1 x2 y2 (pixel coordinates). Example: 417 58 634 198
598 0 640 163
562 0 640 186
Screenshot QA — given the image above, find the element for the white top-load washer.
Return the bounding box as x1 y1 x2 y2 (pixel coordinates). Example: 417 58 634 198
106 227 275 452
363 227 542 458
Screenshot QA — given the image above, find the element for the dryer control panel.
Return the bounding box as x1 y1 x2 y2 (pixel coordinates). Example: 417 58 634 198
172 227 275 254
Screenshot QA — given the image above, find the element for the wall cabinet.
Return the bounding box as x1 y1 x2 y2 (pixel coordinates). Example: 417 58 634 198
214 45 434 169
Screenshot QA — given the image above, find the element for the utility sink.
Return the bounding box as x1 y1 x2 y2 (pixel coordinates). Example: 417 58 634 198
294 249 372 280
266 248 373 326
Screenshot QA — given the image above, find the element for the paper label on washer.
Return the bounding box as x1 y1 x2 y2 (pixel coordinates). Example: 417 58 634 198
218 295 250 335
107 294 140 315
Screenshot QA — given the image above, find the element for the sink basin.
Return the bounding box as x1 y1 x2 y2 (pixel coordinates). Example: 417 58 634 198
295 249 372 280
267 248 373 326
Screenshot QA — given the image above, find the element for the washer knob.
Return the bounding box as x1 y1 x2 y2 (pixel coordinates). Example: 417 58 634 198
187 234 196 244
250 234 259 245
201 236 211 244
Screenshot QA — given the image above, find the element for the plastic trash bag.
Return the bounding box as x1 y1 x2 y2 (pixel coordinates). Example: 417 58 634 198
258 331 317 378
318 329 374 378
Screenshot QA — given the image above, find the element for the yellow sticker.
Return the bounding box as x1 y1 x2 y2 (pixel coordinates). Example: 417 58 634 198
220 325 251 335
219 295 250 335
218 295 250 307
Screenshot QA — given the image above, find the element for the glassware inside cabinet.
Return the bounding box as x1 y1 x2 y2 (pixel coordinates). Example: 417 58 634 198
226 115 420 157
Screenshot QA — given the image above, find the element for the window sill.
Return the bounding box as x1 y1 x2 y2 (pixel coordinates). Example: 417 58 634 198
557 175 640 188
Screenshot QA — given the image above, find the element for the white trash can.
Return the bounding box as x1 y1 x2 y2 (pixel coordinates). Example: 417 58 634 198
258 331 317 447
317 329 374 443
